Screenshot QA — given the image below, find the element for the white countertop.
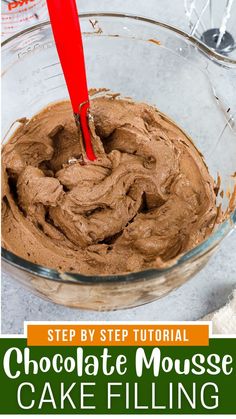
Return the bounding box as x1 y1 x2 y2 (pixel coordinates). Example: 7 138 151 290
2 0 236 333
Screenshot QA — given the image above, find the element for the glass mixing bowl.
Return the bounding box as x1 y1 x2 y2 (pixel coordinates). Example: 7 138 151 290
2 13 236 310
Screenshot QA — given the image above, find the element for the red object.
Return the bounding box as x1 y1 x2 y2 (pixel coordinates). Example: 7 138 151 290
46 0 96 161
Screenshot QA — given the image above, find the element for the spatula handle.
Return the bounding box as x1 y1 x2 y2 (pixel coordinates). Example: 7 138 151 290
46 0 96 161
46 0 89 112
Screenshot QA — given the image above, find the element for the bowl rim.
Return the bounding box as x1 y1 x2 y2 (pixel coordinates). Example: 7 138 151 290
1 12 236 284
2 12 236 65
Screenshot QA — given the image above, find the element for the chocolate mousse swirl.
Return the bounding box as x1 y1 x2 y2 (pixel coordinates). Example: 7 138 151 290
2 97 217 274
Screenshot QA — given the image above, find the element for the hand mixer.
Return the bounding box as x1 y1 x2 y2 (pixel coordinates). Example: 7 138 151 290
46 0 96 161
184 0 236 56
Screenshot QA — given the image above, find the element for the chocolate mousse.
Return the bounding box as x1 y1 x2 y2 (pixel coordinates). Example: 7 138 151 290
2 96 218 275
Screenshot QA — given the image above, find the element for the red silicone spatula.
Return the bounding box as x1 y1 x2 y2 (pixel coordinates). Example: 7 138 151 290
46 0 96 161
